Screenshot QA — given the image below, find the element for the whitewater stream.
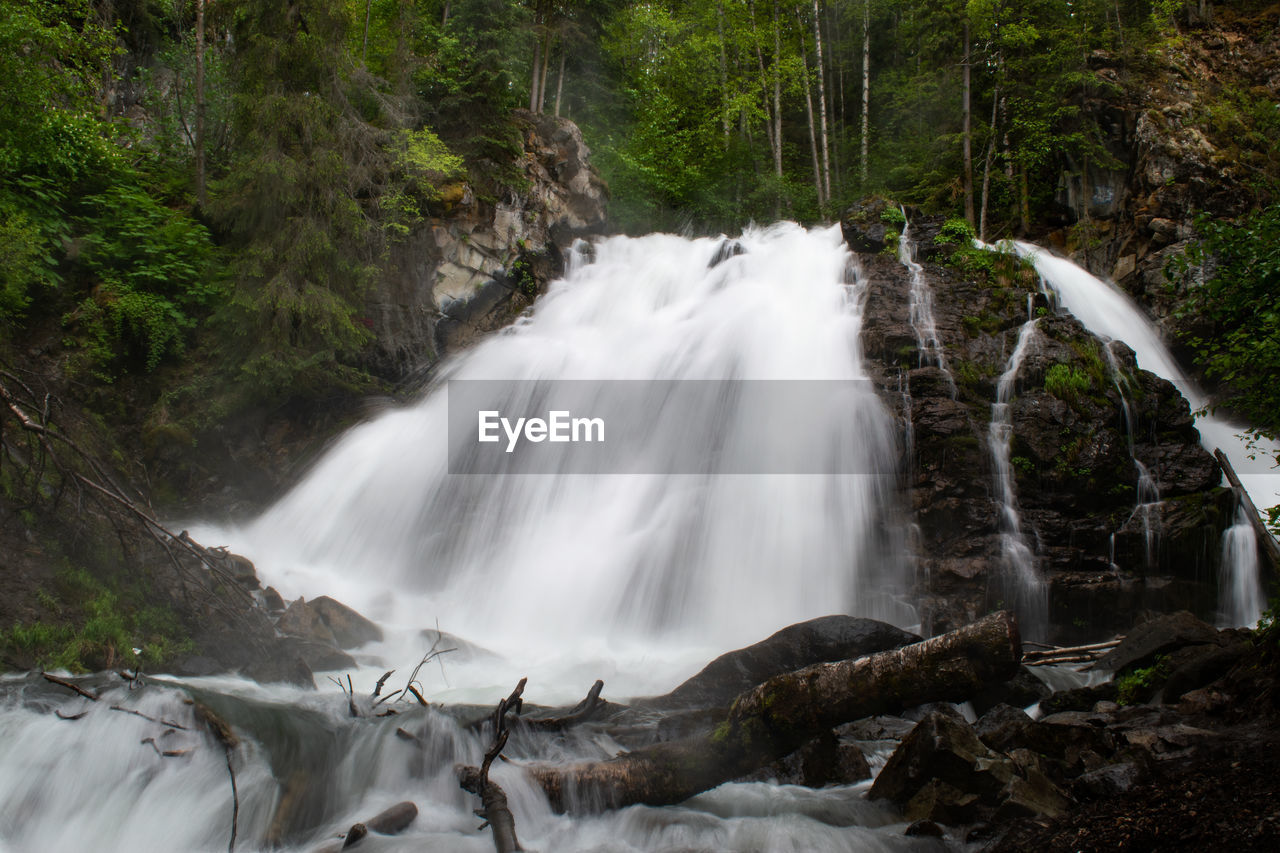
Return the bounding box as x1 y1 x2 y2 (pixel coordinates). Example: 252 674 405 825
0 223 1268 851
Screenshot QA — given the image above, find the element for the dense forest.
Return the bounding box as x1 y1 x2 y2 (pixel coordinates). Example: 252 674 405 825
2 0 1277 428
1 0 1278 667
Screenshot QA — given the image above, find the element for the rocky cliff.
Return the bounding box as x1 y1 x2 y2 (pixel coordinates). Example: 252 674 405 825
363 110 608 378
1039 7 1279 353
846 203 1235 641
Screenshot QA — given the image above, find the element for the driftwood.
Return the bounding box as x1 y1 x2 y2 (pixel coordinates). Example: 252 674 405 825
42 672 100 701
457 684 526 853
1022 638 1122 667
526 611 1022 813
519 680 608 732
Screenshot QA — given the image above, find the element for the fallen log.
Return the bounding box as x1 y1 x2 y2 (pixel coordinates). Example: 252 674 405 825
527 610 1022 813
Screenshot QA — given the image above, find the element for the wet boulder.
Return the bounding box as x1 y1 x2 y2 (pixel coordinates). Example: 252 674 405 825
1094 611 1219 674
310 595 383 649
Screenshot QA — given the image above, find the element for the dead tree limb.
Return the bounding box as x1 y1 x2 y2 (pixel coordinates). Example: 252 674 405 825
527 611 1022 813
457 683 526 853
42 672 100 701
520 679 607 732
110 704 189 730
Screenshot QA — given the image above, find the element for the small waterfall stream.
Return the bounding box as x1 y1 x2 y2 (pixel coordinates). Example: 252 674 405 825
986 306 1048 636
1004 242 1277 626
897 218 956 395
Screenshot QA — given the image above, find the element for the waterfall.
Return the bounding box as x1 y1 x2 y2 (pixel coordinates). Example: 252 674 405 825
1220 505 1264 627
998 241 1277 625
987 314 1048 636
1102 342 1161 569
897 216 956 394
194 223 911 697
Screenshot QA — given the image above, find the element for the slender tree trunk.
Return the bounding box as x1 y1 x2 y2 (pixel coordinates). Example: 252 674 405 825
797 13 824 208
195 0 206 209
962 19 974 226
362 0 372 64
442 2 451 28
773 0 784 214
860 0 870 185
529 34 542 112
750 0 778 167
811 0 831 210
538 33 553 113
979 85 999 241
554 49 566 118
718 1 731 146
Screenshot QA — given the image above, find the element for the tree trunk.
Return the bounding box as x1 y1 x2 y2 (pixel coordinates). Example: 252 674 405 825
554 49 566 118
860 0 870 185
362 0 372 65
529 11 543 114
750 0 778 168
195 0 206 209
962 18 974 227
537 33 553 113
528 611 1022 812
772 0 784 217
797 15 824 208
811 0 831 210
718 1 731 146
979 85 999 241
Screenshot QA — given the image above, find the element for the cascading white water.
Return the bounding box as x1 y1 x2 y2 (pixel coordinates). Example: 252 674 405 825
1005 242 1279 511
986 310 1048 636
1102 342 1161 568
197 224 910 697
0 224 955 853
1000 242 1277 627
897 218 955 394
1220 506 1264 627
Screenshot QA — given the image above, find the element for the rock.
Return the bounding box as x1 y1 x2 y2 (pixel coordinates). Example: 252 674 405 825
741 730 872 787
222 553 260 589
993 767 1070 821
365 801 418 835
173 655 223 677
642 615 919 710
244 653 315 688
1159 640 1250 701
838 714 917 742
905 819 945 838
970 667 1052 715
708 239 745 268
1176 687 1233 715
1094 611 1220 674
280 637 357 673
261 586 285 613
1039 682 1118 715
903 779 982 824
418 627 499 662
309 596 383 649
276 598 339 646
870 710 1014 806
975 704 1035 753
1073 762 1143 798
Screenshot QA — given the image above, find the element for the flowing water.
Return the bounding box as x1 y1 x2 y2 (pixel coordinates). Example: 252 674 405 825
1002 242 1277 627
1 224 956 853
897 220 955 394
4 226 1272 851
986 309 1048 637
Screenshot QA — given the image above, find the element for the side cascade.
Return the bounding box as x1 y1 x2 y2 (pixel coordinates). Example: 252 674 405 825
897 212 956 397
991 239 1278 628
986 297 1048 638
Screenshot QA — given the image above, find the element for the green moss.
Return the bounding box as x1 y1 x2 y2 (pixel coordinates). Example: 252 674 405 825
1044 363 1091 401
1116 658 1166 706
